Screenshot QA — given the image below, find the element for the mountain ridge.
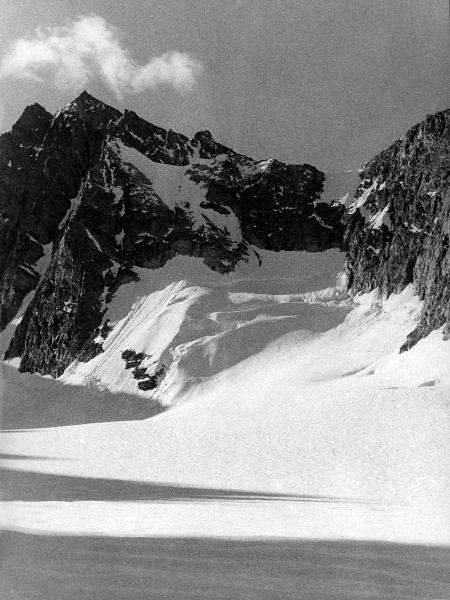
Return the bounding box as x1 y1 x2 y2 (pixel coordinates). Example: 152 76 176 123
0 92 449 382
0 91 344 377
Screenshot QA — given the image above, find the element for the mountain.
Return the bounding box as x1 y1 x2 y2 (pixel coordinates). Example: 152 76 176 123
2 95 450 549
0 92 449 395
0 91 346 379
343 110 450 350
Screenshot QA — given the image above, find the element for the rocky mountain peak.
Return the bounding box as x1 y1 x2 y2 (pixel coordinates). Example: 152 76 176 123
63 90 111 113
12 102 51 129
73 89 99 104
52 91 121 134
9 103 52 146
0 94 347 376
1 96 449 379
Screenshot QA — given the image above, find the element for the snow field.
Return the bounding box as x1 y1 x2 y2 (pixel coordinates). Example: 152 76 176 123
1 249 449 544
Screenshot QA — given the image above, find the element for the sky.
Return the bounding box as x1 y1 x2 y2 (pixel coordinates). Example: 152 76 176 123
0 0 448 171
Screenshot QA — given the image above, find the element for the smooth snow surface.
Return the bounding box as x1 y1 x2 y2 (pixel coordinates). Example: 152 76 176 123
2 248 450 544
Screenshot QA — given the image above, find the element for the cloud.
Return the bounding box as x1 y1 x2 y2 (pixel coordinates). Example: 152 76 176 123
0 15 202 98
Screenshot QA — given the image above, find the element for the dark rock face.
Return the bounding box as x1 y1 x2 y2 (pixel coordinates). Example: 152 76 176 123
0 93 116 330
188 157 344 252
0 103 53 328
343 109 450 349
1 91 343 376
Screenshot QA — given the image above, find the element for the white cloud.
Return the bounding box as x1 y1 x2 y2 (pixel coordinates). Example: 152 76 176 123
0 15 202 98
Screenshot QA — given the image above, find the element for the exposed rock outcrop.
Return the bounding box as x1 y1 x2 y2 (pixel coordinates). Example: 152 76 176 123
343 109 450 349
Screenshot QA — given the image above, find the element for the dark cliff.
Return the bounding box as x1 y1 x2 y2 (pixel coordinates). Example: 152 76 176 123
343 109 450 349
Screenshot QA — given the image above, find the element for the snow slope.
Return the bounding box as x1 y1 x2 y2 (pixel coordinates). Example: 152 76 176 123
59 248 347 401
1 248 450 544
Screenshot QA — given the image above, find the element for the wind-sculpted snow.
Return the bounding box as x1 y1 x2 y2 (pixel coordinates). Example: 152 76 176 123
2 240 449 545
2 270 450 544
